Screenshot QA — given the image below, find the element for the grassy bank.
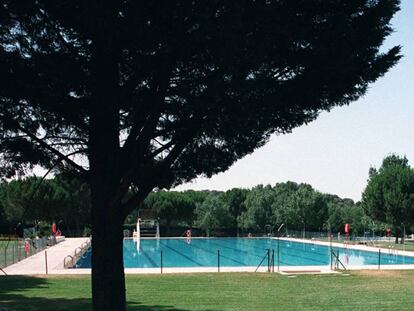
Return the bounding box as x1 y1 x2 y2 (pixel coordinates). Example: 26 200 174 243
1 271 414 310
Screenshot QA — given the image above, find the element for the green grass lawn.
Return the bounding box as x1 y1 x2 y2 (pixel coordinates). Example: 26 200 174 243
1 271 414 310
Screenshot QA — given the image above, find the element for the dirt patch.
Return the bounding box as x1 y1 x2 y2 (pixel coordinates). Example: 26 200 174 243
29 274 90 279
355 270 405 278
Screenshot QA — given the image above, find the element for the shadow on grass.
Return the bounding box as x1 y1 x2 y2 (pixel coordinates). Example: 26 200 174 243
0 276 199 311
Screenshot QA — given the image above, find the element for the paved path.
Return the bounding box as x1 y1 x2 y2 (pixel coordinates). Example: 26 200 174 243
3 237 89 275
278 237 414 258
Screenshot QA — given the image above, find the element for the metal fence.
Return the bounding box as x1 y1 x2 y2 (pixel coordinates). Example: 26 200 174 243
0 236 57 269
280 229 395 243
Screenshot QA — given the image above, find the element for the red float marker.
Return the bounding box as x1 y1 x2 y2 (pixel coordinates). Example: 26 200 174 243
344 223 350 245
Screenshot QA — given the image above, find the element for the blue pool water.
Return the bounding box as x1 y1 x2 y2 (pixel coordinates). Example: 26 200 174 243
75 238 414 268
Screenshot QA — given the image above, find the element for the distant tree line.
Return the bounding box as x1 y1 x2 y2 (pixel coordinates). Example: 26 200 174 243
1 154 413 241
0 174 90 236
136 183 388 237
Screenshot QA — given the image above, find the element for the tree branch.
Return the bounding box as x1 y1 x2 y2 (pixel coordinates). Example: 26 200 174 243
18 125 88 176
121 131 194 217
149 140 175 159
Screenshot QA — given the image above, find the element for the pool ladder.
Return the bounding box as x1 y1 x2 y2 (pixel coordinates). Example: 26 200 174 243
64 239 91 269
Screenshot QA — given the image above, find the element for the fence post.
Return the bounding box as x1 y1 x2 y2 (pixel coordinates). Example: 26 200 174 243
329 235 333 270
45 251 48 275
272 249 274 272
160 250 163 274
336 250 340 269
277 238 280 272
378 249 381 270
267 249 270 272
217 250 220 273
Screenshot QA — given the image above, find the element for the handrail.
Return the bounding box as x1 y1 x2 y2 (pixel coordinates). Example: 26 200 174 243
331 250 347 270
64 239 91 269
74 247 83 257
64 255 74 268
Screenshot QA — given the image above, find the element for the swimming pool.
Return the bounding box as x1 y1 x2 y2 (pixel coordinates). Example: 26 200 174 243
74 238 414 269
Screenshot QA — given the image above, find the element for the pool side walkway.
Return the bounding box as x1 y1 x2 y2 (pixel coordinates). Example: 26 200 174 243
278 237 414 258
277 237 414 270
2 237 89 275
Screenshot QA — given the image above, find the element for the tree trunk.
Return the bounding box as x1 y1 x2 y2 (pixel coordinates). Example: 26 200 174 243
89 102 126 309
91 202 126 310
88 24 128 308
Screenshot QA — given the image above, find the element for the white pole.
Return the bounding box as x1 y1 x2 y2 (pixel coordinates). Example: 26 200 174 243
136 236 140 253
136 218 141 239
156 220 160 239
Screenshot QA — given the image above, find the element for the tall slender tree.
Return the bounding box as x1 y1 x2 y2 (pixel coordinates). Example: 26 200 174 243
362 154 414 243
0 1 401 309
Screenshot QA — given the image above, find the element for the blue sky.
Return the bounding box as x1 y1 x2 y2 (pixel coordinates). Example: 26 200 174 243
176 0 414 201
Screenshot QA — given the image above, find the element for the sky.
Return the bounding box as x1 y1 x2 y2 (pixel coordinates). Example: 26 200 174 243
175 0 414 201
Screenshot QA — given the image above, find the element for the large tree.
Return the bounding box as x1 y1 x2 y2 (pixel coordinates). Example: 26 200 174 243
142 190 197 233
0 1 401 309
362 154 414 243
272 182 327 233
239 184 275 232
195 193 234 236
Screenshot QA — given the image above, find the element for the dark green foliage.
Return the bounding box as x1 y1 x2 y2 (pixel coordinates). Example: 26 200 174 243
0 175 90 236
194 193 234 236
141 190 201 233
236 182 329 233
272 182 328 232
223 188 248 221
362 154 414 242
0 0 401 197
239 185 274 231
50 174 91 236
325 196 376 235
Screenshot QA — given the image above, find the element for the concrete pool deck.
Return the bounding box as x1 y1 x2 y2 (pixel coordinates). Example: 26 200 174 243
278 237 414 257
2 237 414 276
276 237 414 271
2 237 89 275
